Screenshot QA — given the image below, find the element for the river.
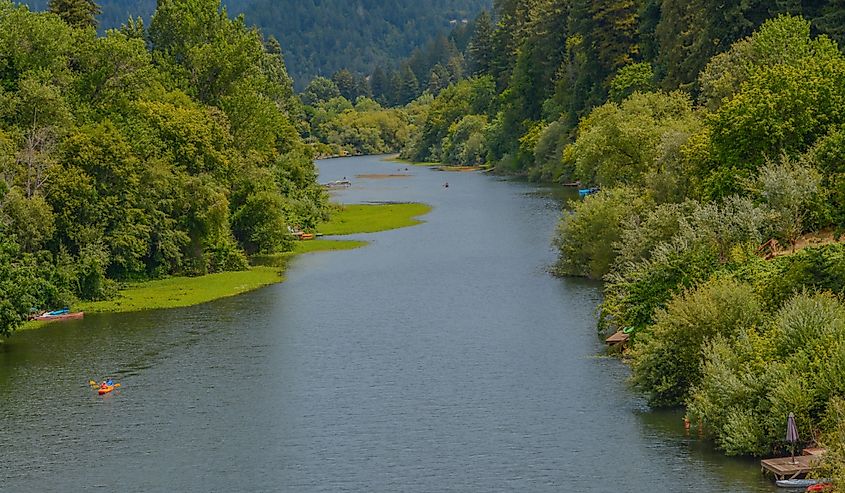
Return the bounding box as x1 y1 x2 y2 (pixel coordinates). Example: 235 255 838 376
0 155 776 492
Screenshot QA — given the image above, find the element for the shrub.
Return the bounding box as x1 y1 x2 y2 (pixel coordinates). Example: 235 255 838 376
690 292 845 456
630 278 763 407
553 187 642 279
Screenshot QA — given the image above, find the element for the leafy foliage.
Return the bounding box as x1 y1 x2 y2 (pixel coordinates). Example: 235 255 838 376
690 292 845 456
552 187 643 279
630 278 764 407
0 0 326 337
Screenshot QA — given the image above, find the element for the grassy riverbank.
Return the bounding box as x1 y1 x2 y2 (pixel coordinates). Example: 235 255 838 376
76 267 286 314
321 203 432 235
75 240 367 314
20 204 426 330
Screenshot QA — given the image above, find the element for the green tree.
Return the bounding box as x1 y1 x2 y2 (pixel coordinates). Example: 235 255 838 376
608 62 655 102
369 65 390 106
468 10 494 76
589 0 640 75
331 69 358 101
149 0 266 104
426 64 451 96
748 157 825 248
698 15 841 111
232 191 292 254
570 91 699 187
48 0 101 29
402 76 495 162
0 188 55 253
398 65 419 105
553 187 642 279
301 76 341 106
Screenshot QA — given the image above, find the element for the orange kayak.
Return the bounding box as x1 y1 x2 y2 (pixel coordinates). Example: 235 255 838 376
97 383 120 395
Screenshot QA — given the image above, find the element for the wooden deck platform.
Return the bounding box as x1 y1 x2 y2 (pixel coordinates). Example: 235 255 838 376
761 455 820 480
605 331 630 345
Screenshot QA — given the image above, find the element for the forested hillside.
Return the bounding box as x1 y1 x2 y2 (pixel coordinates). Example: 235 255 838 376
0 0 326 337
23 0 491 87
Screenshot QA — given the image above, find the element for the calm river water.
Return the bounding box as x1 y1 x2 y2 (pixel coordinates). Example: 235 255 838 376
0 156 777 492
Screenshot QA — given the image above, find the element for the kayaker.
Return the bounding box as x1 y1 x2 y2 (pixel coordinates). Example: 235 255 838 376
100 381 107 389
106 378 113 386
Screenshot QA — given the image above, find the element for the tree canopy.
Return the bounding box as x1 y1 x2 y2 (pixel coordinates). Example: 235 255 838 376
0 0 326 337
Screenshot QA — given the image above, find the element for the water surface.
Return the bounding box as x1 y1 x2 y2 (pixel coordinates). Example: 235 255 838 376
0 156 776 492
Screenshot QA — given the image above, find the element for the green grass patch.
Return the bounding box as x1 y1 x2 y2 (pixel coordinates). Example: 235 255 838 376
251 239 367 267
75 267 285 314
320 203 432 235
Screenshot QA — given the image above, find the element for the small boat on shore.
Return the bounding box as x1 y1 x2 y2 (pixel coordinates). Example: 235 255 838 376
322 179 351 189
35 311 84 322
289 229 319 240
775 478 831 489
807 483 834 492
579 187 600 197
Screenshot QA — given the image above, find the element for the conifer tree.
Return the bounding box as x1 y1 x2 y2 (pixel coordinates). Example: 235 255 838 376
369 66 390 105
331 69 357 101
48 0 101 29
399 64 420 105
468 10 494 76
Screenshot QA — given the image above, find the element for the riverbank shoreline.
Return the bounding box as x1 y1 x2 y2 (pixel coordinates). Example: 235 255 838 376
17 202 430 334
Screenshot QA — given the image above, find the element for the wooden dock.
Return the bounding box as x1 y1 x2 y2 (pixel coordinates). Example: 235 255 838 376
761 455 820 480
605 331 630 345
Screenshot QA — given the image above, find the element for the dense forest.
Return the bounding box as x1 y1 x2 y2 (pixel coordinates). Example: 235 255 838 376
295 15 480 158
0 0 327 337
295 0 845 478
23 0 491 87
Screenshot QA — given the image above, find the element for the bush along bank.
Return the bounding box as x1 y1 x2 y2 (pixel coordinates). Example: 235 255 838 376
549 15 845 483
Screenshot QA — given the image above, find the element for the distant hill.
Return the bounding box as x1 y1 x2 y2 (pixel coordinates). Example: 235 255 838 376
22 0 492 88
